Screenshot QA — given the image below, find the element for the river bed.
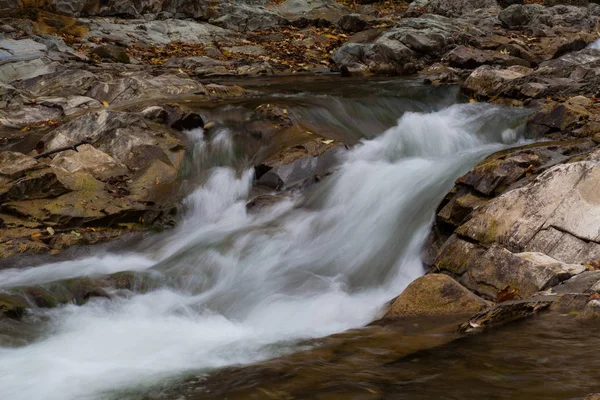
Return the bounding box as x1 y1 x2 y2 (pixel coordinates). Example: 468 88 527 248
0 77 540 400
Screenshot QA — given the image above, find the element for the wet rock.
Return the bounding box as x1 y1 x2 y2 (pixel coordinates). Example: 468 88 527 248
576 299 600 320
458 297 554 332
246 193 293 214
90 44 130 63
336 13 370 33
447 46 530 69
170 112 204 131
256 138 345 190
383 274 490 319
0 293 29 319
50 144 129 180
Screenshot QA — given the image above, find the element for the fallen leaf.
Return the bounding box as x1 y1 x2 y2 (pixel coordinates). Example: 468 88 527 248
102 101 109 107
496 286 519 303
590 292 600 300
46 227 55 236
31 232 43 239
155 177 160 185
322 139 334 145
71 230 81 237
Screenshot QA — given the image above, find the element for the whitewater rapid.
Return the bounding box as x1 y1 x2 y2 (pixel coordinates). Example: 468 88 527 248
0 101 526 400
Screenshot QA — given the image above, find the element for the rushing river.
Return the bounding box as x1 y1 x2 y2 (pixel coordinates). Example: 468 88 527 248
0 78 533 400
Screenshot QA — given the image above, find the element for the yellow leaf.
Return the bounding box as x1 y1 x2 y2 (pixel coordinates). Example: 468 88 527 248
322 139 334 144
102 101 109 107
469 98 476 103
46 227 55 236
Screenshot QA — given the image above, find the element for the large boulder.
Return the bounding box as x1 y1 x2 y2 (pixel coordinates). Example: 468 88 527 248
383 274 489 319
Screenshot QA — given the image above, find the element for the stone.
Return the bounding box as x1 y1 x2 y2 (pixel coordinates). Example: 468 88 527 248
458 297 554 332
576 299 600 320
85 73 205 106
50 144 129 180
463 65 531 98
458 247 584 299
447 45 530 69
458 161 600 254
274 0 351 24
246 193 294 214
0 39 47 64
552 271 600 294
256 139 345 190
426 0 498 17
433 235 487 275
383 274 489 319
141 106 169 122
90 44 130 63
336 13 370 33
527 102 590 136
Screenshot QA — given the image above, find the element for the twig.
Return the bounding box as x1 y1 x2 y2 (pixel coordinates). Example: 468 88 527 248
33 140 90 159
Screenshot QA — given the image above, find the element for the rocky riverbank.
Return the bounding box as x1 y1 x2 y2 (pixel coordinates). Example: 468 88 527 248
2 0 600 352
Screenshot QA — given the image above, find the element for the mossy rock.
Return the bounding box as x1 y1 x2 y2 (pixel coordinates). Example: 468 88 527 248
0 293 29 319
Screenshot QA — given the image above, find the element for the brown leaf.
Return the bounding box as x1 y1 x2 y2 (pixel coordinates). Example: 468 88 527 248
496 286 520 303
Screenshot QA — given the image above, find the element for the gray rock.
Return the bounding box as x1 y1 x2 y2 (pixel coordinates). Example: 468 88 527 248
447 45 530 69
552 271 600 294
85 19 235 47
274 0 351 24
336 13 370 33
0 39 47 65
85 72 206 106
499 4 597 30
208 3 285 32
427 0 498 17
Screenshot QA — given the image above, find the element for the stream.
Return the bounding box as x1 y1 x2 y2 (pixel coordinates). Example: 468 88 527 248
0 78 543 400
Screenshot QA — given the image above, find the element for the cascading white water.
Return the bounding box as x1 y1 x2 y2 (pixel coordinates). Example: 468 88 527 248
0 100 525 400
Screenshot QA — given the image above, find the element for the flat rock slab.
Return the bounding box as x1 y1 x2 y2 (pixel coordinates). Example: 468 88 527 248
0 39 47 65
